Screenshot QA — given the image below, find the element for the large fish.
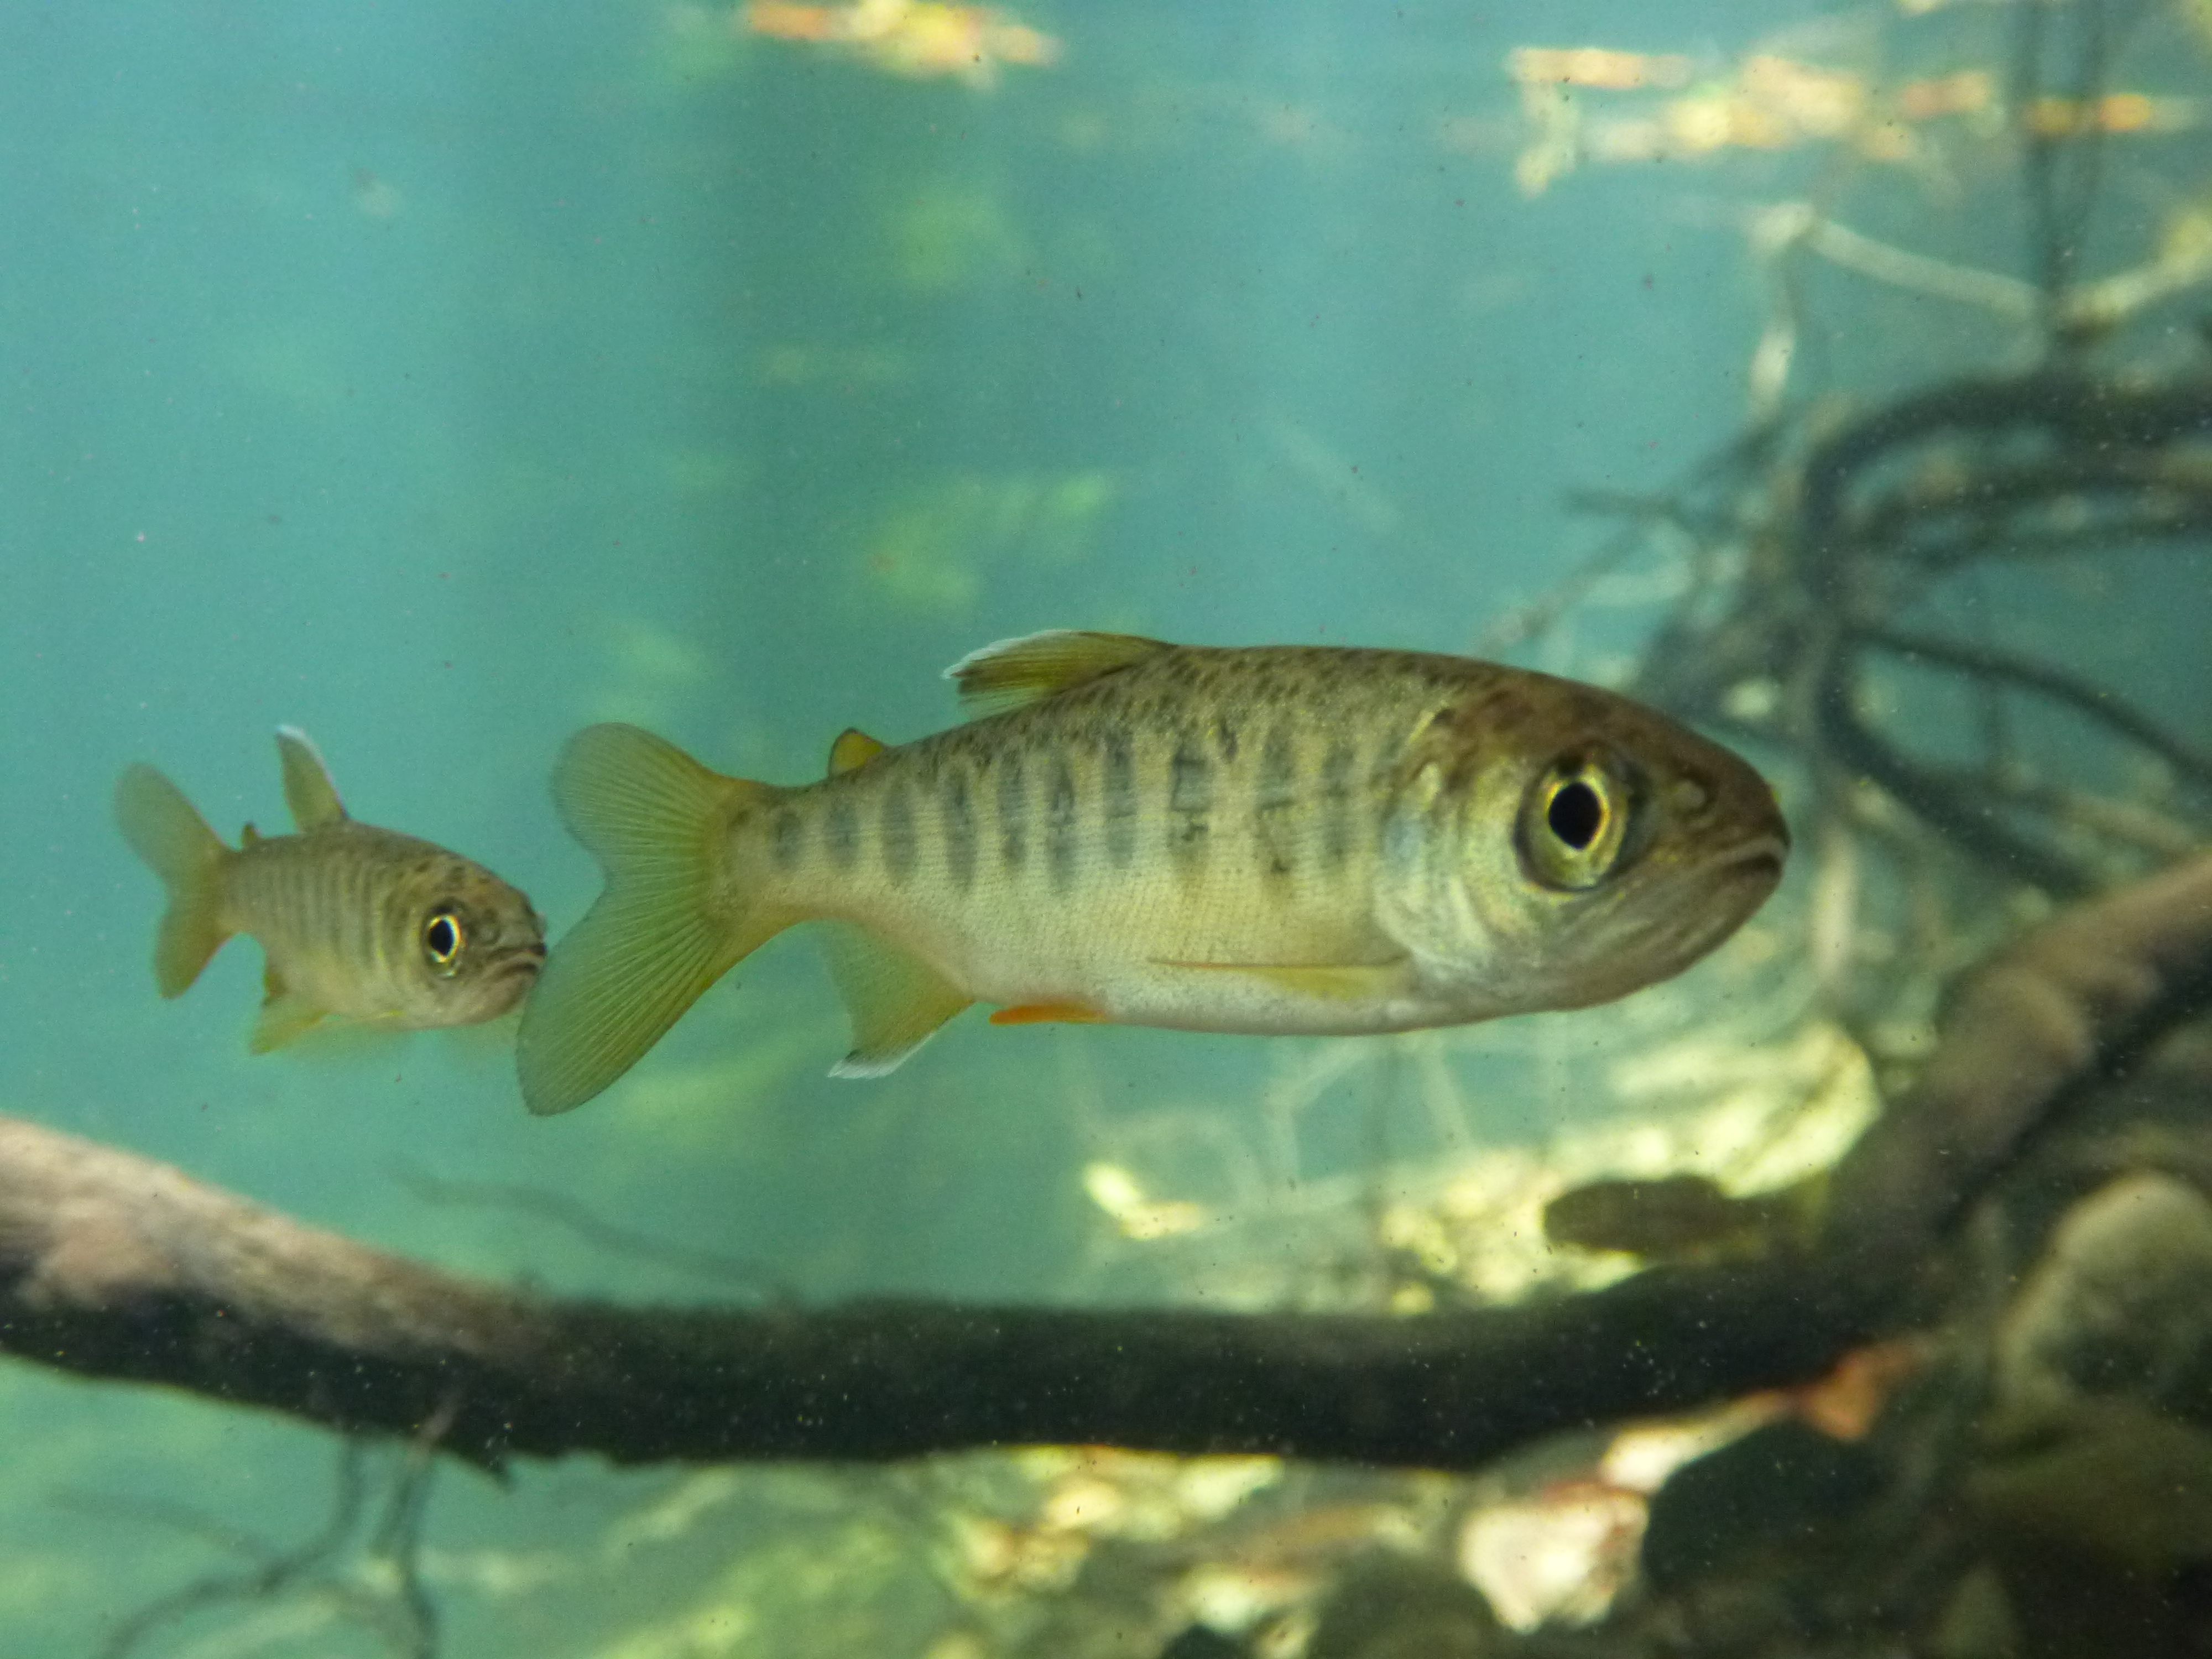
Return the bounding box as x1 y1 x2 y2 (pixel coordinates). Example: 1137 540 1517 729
116 727 545 1050
517 632 1787 1115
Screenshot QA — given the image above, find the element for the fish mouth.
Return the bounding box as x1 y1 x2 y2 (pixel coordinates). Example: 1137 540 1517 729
1712 833 1790 885
489 946 548 984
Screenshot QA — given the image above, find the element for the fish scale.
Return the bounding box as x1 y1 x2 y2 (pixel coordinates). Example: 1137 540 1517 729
515 632 1790 1117
794 713 1345 974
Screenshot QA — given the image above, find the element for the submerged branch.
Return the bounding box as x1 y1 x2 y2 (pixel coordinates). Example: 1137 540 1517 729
0 1118 1883 1471
3 852 2208 1472
1855 624 2212 792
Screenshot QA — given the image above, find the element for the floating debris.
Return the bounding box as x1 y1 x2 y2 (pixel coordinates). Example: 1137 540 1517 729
743 0 1061 88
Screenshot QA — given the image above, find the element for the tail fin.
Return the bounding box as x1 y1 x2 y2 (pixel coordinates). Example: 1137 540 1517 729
517 724 782 1116
113 764 232 997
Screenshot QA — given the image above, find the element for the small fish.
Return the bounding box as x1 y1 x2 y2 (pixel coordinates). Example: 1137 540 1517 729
517 632 1788 1115
115 727 545 1051
1543 1174 1804 1261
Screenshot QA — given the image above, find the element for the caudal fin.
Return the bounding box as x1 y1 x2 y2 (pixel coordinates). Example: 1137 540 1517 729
113 764 232 997
516 724 782 1116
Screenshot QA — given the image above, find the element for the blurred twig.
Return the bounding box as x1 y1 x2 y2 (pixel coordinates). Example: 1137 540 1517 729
392 1162 786 1302
82 1438 440 1659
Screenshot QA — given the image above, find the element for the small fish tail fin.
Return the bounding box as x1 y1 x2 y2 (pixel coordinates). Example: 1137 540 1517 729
113 763 232 997
517 724 782 1116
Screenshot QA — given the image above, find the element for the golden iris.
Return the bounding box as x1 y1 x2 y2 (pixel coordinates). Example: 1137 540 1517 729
1520 757 1631 890
422 909 465 972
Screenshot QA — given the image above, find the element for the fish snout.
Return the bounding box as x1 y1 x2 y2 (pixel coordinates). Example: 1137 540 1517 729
1719 831 1790 886
1675 750 1790 874
491 940 549 983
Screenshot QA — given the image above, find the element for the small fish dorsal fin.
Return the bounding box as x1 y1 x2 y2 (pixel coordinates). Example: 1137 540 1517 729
274 726 348 830
826 728 888 776
944 630 1171 718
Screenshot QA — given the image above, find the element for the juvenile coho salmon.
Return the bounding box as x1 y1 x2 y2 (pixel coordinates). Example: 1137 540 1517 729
116 728 545 1050
517 632 1787 1115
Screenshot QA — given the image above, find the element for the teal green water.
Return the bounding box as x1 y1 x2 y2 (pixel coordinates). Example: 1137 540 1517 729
4 1 2204 1653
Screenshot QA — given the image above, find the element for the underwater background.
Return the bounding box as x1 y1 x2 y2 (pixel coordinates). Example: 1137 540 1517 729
4 1 2210 1655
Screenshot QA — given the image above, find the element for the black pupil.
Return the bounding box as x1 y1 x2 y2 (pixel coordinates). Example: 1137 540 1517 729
1547 779 1605 851
426 914 458 959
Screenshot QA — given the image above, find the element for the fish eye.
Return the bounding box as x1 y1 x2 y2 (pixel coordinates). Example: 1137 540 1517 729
1547 779 1605 849
1520 757 1632 891
422 908 465 974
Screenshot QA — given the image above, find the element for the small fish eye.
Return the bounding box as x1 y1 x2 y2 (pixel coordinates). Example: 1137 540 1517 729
422 909 464 972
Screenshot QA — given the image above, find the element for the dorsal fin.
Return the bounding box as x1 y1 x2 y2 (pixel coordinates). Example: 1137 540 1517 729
827 728 888 776
943 630 1171 718
274 726 347 830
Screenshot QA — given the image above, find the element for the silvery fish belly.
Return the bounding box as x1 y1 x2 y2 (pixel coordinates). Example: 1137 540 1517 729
517 632 1788 1117
115 727 546 1052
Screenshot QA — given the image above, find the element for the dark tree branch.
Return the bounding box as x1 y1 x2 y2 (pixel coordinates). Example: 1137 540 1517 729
1854 624 2212 792
3 851 2209 1472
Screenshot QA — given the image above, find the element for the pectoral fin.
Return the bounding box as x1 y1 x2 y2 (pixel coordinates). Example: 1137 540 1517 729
1154 959 1414 1002
816 923 973 1077
251 990 328 1053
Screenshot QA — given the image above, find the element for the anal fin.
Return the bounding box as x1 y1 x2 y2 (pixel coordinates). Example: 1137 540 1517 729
816 923 973 1077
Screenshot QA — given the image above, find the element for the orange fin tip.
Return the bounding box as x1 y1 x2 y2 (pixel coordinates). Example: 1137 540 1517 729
989 1000 1104 1026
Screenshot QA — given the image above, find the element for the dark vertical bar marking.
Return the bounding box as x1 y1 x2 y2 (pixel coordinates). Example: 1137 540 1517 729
771 808 805 870
826 795 860 870
350 855 377 977
1320 738 1356 871
1102 731 1136 869
377 862 408 979
1256 722 1298 878
1046 753 1078 892
1169 732 1212 858
941 767 976 893
997 753 1027 872
881 781 918 886
330 852 356 972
